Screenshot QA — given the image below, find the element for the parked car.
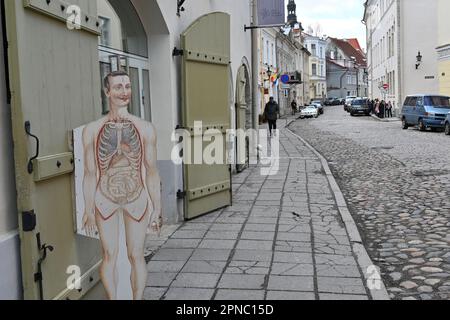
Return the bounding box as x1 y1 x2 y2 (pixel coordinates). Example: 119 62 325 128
311 100 324 114
350 98 370 116
445 113 450 135
300 106 319 119
344 96 357 112
324 98 335 106
401 95 450 131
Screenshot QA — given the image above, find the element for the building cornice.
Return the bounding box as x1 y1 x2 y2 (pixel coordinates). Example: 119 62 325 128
437 44 450 61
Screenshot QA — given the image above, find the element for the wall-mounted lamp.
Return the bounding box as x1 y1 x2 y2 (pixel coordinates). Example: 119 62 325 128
267 66 273 79
177 0 186 17
416 51 422 69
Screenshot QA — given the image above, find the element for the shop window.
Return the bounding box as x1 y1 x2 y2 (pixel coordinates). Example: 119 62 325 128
97 0 151 120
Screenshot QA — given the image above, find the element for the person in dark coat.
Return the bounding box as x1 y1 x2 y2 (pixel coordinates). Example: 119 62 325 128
291 99 298 115
380 100 386 119
264 97 280 137
386 101 393 118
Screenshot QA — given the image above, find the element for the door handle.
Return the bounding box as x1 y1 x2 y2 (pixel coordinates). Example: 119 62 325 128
25 121 40 174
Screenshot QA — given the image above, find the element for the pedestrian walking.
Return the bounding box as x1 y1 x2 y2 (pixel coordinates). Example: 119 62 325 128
291 99 298 115
368 99 374 114
386 101 393 118
264 97 280 137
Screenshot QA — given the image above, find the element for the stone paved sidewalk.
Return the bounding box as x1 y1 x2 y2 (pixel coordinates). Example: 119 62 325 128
143 117 388 300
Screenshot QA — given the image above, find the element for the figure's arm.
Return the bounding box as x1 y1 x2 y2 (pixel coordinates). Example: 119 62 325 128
144 123 162 234
82 126 98 237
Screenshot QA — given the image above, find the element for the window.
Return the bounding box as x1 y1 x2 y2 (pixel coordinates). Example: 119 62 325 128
406 97 418 106
425 96 450 108
271 43 274 65
312 44 317 56
97 0 151 120
97 0 148 57
347 75 352 85
99 16 111 47
320 47 323 59
312 64 317 76
262 38 266 63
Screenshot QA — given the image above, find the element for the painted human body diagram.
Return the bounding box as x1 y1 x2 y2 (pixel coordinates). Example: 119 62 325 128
96 119 148 222
79 71 162 300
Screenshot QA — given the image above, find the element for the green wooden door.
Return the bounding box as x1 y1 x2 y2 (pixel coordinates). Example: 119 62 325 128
4 0 103 300
181 12 232 220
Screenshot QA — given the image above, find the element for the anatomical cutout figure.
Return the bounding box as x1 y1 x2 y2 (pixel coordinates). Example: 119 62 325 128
82 71 161 300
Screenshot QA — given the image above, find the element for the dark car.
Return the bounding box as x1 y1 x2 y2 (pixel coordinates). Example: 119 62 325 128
333 98 342 105
350 98 370 116
311 100 324 114
324 98 334 106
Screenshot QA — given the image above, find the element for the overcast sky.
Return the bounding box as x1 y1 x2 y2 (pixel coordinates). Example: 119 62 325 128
285 0 367 49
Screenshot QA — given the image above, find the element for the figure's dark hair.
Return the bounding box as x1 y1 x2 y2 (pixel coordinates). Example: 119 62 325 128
103 70 130 90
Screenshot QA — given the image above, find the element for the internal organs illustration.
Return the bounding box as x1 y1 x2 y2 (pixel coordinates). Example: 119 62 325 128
95 119 148 221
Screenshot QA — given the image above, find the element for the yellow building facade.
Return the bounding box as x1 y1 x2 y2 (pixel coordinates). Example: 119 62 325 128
437 0 450 96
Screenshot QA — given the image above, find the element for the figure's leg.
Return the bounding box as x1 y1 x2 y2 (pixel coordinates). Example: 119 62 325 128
124 210 149 300
96 212 120 300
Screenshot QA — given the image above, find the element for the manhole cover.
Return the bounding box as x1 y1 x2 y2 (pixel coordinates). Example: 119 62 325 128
411 169 450 177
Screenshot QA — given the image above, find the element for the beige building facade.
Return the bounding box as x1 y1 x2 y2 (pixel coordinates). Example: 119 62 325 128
437 0 450 96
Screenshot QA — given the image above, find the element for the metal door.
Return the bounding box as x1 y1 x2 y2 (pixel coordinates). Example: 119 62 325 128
236 65 249 172
181 12 232 220
4 0 104 300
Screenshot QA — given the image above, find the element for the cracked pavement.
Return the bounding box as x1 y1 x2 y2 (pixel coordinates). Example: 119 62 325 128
142 118 381 301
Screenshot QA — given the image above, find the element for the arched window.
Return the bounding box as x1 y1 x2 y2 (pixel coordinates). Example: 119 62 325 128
97 0 151 120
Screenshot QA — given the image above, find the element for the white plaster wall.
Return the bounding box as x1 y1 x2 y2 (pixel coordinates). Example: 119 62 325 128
368 0 397 101
400 0 439 99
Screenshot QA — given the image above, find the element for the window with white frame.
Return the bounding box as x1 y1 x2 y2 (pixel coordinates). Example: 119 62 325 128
312 44 317 56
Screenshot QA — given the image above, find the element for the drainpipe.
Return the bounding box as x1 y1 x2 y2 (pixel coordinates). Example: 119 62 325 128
251 0 259 129
340 68 350 98
396 0 402 117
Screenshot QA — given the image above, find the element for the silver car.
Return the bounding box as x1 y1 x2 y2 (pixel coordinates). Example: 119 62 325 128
300 106 319 119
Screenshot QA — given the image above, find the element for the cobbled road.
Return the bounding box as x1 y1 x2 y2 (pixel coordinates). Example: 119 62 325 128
289 105 450 300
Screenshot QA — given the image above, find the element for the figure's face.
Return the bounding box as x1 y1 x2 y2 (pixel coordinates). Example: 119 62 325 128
105 75 132 107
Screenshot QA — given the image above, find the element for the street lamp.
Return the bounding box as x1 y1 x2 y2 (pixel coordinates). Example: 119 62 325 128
266 66 273 79
416 51 422 69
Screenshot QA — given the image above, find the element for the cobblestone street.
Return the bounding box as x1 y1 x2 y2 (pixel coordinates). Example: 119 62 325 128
143 118 386 301
289 106 450 300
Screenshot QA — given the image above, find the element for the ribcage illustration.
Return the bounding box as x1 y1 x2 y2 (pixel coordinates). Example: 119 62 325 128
96 120 144 204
